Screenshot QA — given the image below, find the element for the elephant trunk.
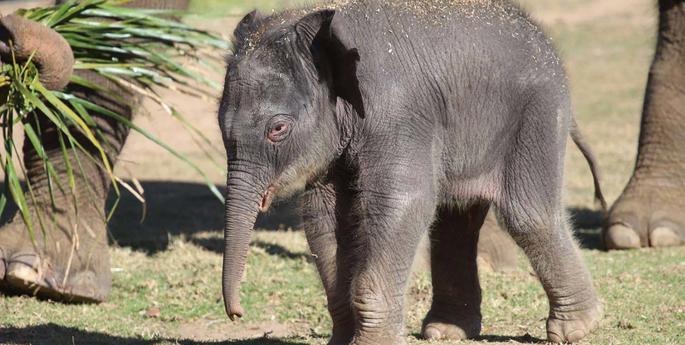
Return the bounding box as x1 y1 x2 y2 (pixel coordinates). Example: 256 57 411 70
222 171 262 320
0 14 74 90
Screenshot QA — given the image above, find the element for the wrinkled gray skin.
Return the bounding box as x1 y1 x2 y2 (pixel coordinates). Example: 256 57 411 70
219 1 603 344
0 0 189 303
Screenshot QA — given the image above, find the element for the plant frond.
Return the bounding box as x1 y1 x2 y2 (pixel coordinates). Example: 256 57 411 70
1 1 228 239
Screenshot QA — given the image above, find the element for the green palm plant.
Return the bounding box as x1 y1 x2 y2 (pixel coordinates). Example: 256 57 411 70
0 0 228 238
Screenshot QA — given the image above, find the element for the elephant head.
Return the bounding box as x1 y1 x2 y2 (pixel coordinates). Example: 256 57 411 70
218 9 363 320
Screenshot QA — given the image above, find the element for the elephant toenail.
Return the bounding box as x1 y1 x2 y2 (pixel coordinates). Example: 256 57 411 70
605 225 641 249
423 326 442 340
0 249 6 280
547 331 563 343
650 227 680 247
7 262 39 284
566 329 586 342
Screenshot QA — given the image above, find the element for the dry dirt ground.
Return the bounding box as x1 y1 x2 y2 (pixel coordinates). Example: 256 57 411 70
1 0 684 345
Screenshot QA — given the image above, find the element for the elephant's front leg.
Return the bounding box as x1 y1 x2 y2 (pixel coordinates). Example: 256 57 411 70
349 158 437 345
302 178 355 344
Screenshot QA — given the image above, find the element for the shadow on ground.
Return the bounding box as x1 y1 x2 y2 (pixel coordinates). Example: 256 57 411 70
1 181 605 254
2 324 550 345
105 181 606 253
106 181 301 254
0 323 308 345
192 236 311 260
475 334 547 343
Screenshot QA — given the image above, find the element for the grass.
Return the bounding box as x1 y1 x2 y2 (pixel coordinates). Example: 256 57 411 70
187 0 306 17
1 0 685 345
1 231 683 344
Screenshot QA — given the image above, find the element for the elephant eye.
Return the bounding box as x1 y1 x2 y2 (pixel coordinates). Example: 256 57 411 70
266 115 293 143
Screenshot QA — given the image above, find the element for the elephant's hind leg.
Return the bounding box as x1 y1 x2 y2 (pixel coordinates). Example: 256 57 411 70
497 104 602 343
422 203 489 341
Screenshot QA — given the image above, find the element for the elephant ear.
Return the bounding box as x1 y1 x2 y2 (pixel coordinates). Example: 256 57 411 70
295 9 365 118
233 10 264 49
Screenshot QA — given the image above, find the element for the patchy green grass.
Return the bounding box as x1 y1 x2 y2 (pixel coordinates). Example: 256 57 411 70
2 231 683 345
188 0 306 17
1 0 685 345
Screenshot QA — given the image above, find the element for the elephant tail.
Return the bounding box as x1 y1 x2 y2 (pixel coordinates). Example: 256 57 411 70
570 119 608 212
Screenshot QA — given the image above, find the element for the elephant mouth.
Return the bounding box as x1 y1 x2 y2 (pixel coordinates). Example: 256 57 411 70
259 185 276 212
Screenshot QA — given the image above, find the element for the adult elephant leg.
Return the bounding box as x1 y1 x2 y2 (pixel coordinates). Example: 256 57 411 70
0 0 191 301
606 0 685 249
0 73 134 302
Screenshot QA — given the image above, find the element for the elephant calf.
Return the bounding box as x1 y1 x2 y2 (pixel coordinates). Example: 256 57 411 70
219 1 603 344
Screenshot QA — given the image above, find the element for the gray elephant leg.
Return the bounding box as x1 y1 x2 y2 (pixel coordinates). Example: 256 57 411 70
0 0 190 302
348 153 436 345
497 104 602 343
500 209 601 343
605 0 685 249
302 174 355 345
0 73 133 302
422 203 489 341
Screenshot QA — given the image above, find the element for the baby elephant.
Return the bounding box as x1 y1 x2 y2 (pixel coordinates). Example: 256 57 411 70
218 1 604 344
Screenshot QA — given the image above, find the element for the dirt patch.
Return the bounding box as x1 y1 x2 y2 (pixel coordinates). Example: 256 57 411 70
172 319 299 341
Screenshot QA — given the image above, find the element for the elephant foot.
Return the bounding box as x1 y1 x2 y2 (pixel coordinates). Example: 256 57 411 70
421 308 481 340
477 210 519 272
547 302 603 343
606 179 685 249
0 214 111 303
421 317 480 341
